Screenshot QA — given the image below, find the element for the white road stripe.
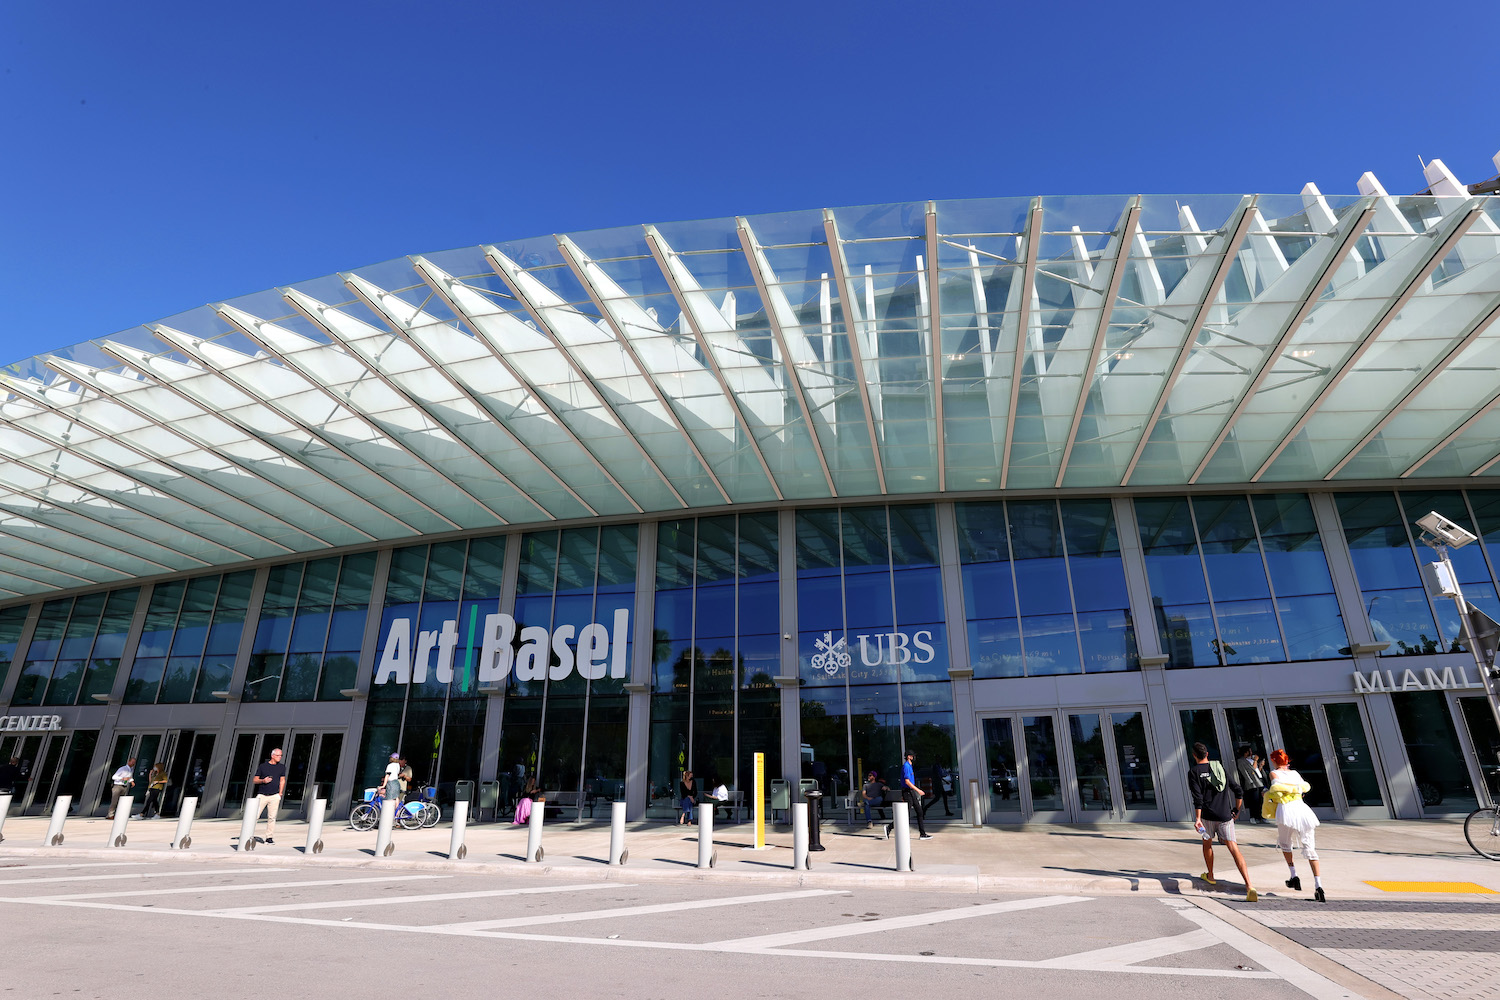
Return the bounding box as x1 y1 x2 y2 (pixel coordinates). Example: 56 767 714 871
713 895 1088 950
1178 904 1362 999
0 867 292 887
16 874 447 902
0 862 157 872
218 882 629 914
431 889 845 931
1034 929 1218 968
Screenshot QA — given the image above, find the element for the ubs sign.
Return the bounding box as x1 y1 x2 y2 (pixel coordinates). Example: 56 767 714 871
375 610 630 685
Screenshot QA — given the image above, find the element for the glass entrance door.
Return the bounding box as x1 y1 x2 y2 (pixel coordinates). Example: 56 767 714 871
222 730 341 817
979 713 1070 823
1270 700 1388 818
1455 695 1500 806
1065 708 1163 821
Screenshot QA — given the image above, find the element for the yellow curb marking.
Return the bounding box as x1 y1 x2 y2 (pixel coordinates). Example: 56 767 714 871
1363 880 1495 894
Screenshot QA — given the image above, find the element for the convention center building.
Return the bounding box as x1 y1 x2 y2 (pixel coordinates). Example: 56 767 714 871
2 156 1500 827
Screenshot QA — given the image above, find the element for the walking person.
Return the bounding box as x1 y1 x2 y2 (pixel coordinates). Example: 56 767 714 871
1236 745 1267 825
886 751 932 840
1266 749 1326 902
106 757 135 820
249 747 286 845
921 762 954 818
1188 742 1258 902
141 762 168 819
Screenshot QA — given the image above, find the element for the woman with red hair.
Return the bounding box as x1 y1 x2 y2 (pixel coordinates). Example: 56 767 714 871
1265 749 1325 902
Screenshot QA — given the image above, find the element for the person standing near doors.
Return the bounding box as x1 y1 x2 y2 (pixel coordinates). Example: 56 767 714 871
141 763 169 819
1235 745 1266 825
106 757 135 820
886 751 932 840
249 747 286 845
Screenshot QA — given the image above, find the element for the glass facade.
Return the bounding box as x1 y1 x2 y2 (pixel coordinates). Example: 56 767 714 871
648 514 781 818
10 591 137 706
796 505 954 802
244 554 376 702
1137 494 1346 667
958 499 1136 677
125 573 254 704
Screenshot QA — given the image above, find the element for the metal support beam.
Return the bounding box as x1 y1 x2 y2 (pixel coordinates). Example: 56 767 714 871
820 211 887 494
925 202 946 491
1000 200 1043 490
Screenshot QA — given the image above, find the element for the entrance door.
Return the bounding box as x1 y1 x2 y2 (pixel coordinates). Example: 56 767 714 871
223 731 341 817
1454 695 1500 807
978 712 1074 823
1270 700 1388 819
1064 708 1164 821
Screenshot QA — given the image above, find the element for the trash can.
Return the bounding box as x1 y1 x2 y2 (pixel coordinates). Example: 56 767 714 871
454 780 474 821
770 779 789 823
479 780 499 821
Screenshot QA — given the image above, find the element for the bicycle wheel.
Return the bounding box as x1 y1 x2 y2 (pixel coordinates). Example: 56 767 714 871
421 803 441 828
349 803 378 832
1464 807 1500 860
398 805 424 830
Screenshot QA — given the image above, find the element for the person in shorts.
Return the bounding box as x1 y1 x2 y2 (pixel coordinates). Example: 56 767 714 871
1188 742 1257 902
1266 748 1326 902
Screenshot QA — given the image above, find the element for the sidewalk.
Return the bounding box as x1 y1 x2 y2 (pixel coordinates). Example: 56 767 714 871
2 809 1496 902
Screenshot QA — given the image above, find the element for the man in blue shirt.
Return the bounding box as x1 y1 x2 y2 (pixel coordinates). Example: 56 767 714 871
885 750 932 840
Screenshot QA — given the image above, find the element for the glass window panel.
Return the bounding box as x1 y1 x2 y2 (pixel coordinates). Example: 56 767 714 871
1338 493 1422 591
157 655 199 703
461 537 506 601
1391 692 1477 814
1111 711 1156 811
1159 602 1218 669
1278 594 1350 660
894 568 943 626
1136 498 1211 606
970 618 1023 679
888 504 939 567
1193 496 1273 602
385 545 429 604
1400 490 1489 583
336 553 377 607
1063 500 1130 613
1179 709 1221 763
1211 599 1285 664
1253 494 1336 598
1078 609 1134 672
424 541 467 602
1322 702 1383 807
1365 588 1445 655
297 557 340 610
1068 713 1112 812
1022 614 1082 675
736 581 778 635
841 507 890 569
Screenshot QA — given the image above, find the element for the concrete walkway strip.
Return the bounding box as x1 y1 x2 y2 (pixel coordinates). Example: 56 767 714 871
1178 901 1367 1000
714 894 1089 950
14 874 448 902
218 882 632 915
0 867 293 886
433 888 847 932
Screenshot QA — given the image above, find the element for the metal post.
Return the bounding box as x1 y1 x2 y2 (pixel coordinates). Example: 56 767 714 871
608 800 628 865
791 802 809 871
525 799 545 862
108 796 132 847
373 798 396 858
892 800 912 872
43 795 69 846
969 778 983 828
237 799 259 851
806 790 825 851
697 802 716 869
0 793 10 844
448 804 468 861
304 798 326 855
172 796 197 850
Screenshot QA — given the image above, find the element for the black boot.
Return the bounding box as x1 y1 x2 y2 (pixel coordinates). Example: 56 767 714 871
1286 875 1302 891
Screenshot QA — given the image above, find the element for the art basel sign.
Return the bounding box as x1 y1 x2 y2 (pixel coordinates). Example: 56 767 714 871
374 610 630 685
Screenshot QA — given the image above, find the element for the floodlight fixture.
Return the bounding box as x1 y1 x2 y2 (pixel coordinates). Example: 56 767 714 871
1416 511 1478 549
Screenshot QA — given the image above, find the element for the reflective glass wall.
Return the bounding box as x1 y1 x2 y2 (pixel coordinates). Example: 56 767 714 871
244 554 376 702
500 526 634 813
124 573 256 704
1338 490 1500 655
958 499 1136 677
1136 494 1347 667
648 514 780 818
10 590 137 706
358 538 504 803
796 505 953 802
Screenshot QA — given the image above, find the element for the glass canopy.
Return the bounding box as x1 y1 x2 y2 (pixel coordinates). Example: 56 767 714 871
2 186 1499 597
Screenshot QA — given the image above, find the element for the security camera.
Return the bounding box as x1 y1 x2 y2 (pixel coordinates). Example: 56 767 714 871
1416 511 1478 549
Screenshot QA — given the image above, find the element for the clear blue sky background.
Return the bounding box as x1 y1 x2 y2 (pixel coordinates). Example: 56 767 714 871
2 1 1496 364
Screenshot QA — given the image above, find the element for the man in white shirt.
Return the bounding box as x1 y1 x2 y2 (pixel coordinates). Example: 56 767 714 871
107 757 136 820
383 753 401 801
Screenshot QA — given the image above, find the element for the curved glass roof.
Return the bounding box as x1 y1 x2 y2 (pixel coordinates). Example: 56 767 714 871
3 179 1500 597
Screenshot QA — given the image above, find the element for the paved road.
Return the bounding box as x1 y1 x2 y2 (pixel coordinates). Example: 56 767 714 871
0 857 1376 1000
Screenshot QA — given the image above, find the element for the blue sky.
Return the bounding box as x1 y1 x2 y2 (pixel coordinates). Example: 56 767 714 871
2 1 1496 363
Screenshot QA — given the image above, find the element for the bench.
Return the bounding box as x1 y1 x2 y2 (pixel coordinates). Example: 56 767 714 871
539 790 595 821
698 791 744 824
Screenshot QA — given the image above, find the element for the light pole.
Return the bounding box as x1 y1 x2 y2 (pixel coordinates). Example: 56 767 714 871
1414 511 1500 806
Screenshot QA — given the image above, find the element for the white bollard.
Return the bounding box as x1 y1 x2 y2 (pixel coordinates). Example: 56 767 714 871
448 804 468 860
608 800 627 866
697 802 716 869
237 799 259 851
970 778 984 828
525 799 545 862
108 796 133 847
792 802 809 871
892 800 912 872
44 795 69 846
0 793 11 844
373 798 396 858
171 797 197 849
304 798 327 855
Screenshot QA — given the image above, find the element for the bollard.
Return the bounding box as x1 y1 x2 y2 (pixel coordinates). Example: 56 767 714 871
0 793 11 844
43 795 69 846
237 799 259 851
108 796 133 847
373 798 396 858
892 800 912 872
608 800 628 866
969 778 983 828
448 804 468 860
171 796 197 850
304 798 327 856
697 802 716 869
525 799 545 862
792 802 809 871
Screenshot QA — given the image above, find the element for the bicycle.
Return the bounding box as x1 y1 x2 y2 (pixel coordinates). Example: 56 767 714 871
1465 805 1500 860
350 790 428 832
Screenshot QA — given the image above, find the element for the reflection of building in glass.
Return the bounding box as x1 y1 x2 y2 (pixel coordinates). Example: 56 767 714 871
4 156 1500 825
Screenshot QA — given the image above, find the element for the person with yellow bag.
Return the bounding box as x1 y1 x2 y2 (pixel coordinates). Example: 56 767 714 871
1265 748 1326 902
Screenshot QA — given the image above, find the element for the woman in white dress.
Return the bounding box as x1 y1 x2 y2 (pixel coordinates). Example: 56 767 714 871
1265 748 1326 902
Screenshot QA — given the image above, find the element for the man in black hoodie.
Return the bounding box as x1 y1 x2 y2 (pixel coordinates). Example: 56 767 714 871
1188 742 1258 902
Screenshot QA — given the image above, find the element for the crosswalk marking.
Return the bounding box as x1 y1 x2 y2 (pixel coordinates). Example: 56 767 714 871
1173 902 1358 1000
431 889 844 931
0 862 157 872
0 867 291 887
1033 929 1217 967
11 874 446 902
713 895 1086 950
218 882 628 914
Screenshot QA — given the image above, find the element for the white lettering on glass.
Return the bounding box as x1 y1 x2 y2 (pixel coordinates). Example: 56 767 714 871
376 611 631 686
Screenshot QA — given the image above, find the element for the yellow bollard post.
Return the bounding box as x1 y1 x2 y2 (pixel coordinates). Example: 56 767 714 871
753 752 765 850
